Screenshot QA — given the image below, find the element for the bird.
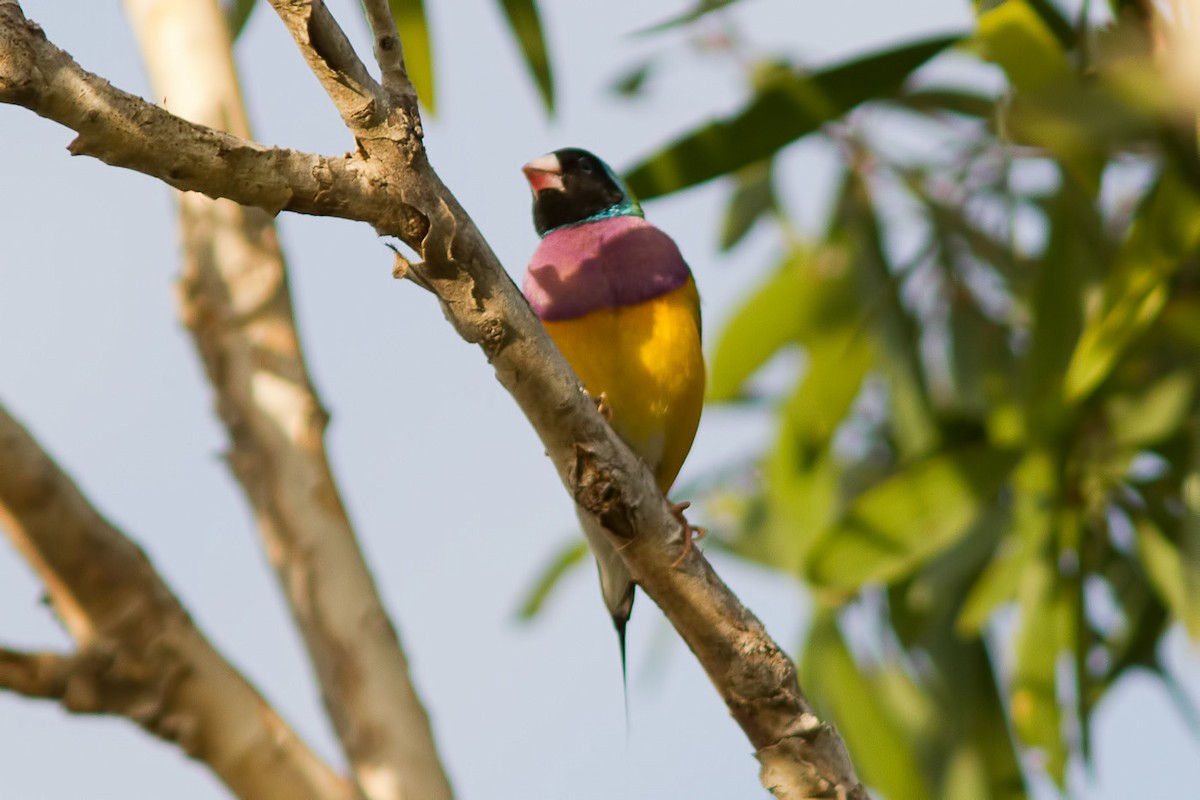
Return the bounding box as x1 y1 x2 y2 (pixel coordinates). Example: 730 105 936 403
521 147 705 683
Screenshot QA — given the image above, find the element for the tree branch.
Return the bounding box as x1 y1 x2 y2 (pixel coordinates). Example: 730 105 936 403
0 403 351 800
0 0 866 795
0 647 74 699
120 1 453 798
360 0 414 97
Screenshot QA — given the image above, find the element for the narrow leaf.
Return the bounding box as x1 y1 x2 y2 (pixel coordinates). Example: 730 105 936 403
748 327 871 575
1010 545 1074 786
754 437 839 573
1106 372 1196 448
1019 178 1109 437
842 172 939 458
611 59 655 97
1025 0 1078 49
624 35 961 199
957 449 1058 634
226 0 257 39
720 161 778 251
784 324 872 446
1186 418 1200 638
1136 518 1200 640
634 0 743 36
899 86 998 120
938 644 1029 800
707 245 855 401
1064 174 1200 403
802 612 930 800
515 539 588 620
498 0 555 113
974 0 1073 92
389 0 436 113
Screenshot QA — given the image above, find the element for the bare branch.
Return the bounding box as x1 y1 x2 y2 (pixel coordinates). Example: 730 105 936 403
120 1 453 797
0 647 73 699
360 0 414 97
0 1 417 231
268 0 384 125
0 0 867 795
0 403 352 800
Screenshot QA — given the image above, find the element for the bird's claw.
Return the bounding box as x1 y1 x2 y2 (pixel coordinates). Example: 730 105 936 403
590 390 613 422
669 500 706 567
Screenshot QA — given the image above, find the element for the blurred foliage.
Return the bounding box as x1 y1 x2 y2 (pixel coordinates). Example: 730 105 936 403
225 0 257 39
522 0 1200 796
498 0 556 113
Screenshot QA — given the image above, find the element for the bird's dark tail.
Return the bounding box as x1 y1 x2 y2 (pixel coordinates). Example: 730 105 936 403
613 613 630 732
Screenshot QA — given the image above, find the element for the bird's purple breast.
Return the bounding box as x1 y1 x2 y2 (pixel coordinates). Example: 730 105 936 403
523 216 691 321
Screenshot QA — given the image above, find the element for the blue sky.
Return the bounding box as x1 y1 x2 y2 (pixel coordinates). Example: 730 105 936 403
1 0 1197 797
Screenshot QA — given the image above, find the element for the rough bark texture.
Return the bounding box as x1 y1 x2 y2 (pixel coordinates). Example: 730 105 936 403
0 405 352 800
0 0 867 795
121 2 453 798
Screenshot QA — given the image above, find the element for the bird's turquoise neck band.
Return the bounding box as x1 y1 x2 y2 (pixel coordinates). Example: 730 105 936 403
540 191 644 238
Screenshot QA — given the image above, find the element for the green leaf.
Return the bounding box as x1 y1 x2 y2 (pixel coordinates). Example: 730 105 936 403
1135 518 1200 640
624 35 961 199
746 326 872 575
802 612 930 800
611 59 655 97
225 0 257 39
841 172 939 458
957 449 1058 634
806 446 1018 591
706 257 801 402
948 277 1016 418
498 0 555 113
898 86 998 120
785 324 872 446
1064 174 1200 403
707 246 854 401
1187 423 1200 641
634 0 743 35
719 161 778 251
1024 0 1077 49
1163 298 1200 350
1010 540 1075 787
973 0 1073 92
750 432 839 573
1016 177 1109 438
389 0 436 113
1107 371 1196 448
937 643 1029 800
515 539 588 620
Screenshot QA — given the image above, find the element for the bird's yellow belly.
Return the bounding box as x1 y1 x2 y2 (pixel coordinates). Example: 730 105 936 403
543 281 704 492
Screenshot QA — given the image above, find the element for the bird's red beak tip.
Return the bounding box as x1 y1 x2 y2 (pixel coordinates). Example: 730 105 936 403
522 154 563 193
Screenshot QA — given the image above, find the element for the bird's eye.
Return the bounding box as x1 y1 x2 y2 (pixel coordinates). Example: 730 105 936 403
578 156 595 173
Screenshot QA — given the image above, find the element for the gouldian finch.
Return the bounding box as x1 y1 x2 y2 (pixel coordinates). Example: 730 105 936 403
521 147 705 671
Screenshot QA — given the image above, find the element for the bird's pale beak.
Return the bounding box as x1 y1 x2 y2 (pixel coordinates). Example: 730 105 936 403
522 153 564 193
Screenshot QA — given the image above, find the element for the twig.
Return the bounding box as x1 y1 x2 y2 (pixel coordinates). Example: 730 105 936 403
0 647 73 699
360 0 414 97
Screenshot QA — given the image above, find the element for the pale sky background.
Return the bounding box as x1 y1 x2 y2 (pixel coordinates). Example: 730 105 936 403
1 1 1198 798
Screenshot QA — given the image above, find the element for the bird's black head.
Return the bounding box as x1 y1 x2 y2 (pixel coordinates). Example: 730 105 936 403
523 148 642 237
